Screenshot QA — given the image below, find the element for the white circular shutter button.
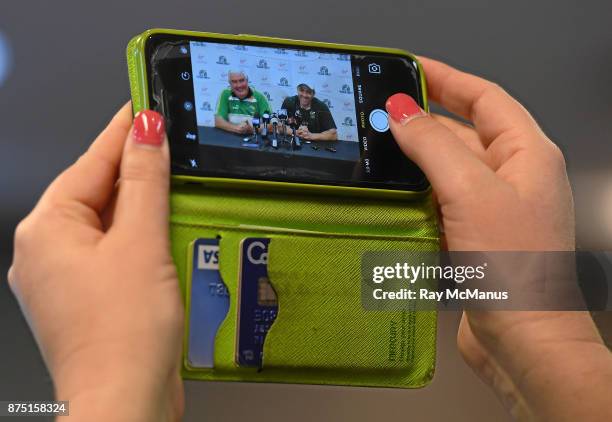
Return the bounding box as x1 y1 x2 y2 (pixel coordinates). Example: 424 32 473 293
369 109 389 133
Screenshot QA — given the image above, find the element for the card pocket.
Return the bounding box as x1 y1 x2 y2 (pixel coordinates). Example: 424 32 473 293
261 233 438 388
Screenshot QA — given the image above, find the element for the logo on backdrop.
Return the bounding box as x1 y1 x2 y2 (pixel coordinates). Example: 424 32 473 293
337 54 350 61
295 50 307 57
235 45 247 51
263 91 273 102
342 116 355 126
275 48 288 55
197 69 210 79
339 84 352 94
278 77 289 87
298 64 308 74
216 55 229 65
318 66 330 76
257 59 269 69
200 102 212 111
322 98 333 109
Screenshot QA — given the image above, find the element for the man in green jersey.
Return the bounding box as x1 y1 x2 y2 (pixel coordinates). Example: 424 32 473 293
214 70 271 135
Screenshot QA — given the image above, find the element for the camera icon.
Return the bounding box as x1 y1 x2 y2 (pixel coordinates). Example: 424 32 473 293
368 63 382 74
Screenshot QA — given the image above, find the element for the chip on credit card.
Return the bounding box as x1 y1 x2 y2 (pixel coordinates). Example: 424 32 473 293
187 238 229 368
236 238 278 367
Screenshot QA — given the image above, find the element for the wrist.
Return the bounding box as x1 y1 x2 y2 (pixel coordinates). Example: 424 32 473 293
55 356 181 422
468 311 611 420
518 341 612 421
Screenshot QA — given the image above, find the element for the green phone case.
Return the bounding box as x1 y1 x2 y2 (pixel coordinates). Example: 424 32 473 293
127 28 439 388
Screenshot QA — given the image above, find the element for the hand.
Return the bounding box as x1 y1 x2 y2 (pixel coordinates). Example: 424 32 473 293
235 121 254 134
386 58 611 420
297 126 312 140
8 104 184 422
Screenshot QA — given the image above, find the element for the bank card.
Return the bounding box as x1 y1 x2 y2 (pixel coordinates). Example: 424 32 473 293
187 238 229 368
236 238 278 367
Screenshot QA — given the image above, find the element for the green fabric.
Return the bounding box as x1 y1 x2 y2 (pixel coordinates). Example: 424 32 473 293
264 235 437 387
171 182 440 387
215 87 271 124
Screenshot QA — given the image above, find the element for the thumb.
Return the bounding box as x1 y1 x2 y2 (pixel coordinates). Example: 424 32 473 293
385 93 495 203
112 110 170 241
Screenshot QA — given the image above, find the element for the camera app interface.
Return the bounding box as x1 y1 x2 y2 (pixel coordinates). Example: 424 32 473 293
148 36 427 190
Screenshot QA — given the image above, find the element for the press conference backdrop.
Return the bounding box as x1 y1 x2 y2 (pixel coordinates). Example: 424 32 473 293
191 41 358 141
1 1 611 421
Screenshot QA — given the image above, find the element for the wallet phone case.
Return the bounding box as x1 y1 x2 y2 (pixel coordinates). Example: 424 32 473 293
127 28 439 388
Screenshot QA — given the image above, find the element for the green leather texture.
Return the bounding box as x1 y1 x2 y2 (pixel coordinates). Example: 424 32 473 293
171 183 439 387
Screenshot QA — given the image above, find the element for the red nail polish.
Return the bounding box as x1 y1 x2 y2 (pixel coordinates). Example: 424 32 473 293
385 93 426 124
133 110 166 146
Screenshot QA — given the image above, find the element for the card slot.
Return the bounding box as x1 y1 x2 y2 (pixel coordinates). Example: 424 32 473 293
173 212 439 387
184 237 228 370
260 234 438 388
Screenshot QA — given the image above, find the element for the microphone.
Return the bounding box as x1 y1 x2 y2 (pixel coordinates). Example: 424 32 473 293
293 110 302 148
261 112 270 137
251 114 261 144
278 109 288 143
270 113 279 149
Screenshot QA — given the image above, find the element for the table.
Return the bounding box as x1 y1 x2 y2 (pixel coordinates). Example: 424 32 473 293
196 127 361 181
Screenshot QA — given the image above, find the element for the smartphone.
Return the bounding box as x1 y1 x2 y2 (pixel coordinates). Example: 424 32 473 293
127 29 429 195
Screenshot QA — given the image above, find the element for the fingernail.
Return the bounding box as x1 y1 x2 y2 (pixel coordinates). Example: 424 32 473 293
133 110 166 146
385 93 426 125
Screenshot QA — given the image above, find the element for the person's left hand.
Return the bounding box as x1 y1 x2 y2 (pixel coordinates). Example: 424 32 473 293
7 104 184 422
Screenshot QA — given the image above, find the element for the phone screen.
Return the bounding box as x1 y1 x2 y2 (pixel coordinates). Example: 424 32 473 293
145 33 428 191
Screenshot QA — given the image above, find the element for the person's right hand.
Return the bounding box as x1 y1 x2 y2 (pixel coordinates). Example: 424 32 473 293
235 121 253 135
386 58 612 421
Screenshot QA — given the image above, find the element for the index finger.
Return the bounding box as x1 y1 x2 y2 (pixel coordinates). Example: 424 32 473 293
419 57 541 145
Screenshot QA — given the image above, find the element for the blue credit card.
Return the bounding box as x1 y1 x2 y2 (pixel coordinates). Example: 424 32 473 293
236 238 278 367
187 238 229 368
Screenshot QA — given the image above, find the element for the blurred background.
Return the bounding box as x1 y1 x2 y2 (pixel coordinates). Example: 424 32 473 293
1 1 610 420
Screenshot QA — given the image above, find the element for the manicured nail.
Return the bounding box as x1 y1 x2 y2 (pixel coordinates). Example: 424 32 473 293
133 110 166 146
385 93 426 125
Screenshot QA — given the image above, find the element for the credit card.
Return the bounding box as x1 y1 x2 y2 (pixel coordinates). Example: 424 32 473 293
187 238 229 368
236 238 278 367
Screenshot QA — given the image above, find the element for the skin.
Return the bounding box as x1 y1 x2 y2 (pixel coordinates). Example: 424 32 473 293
8 103 183 422
388 57 612 421
214 72 254 135
6 57 612 421
294 87 337 141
